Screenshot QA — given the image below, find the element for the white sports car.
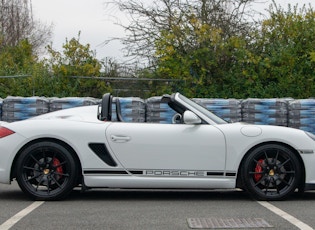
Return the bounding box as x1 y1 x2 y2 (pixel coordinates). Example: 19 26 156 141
0 92 315 201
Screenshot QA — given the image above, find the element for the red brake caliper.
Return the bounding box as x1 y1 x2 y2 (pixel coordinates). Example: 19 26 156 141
53 158 63 178
254 159 264 182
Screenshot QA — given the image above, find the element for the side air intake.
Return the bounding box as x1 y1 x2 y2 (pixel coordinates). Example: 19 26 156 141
88 143 117 167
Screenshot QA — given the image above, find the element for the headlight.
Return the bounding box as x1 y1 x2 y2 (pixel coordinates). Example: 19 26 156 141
305 131 315 141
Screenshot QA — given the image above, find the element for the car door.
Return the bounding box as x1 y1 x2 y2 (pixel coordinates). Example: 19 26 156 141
105 122 226 171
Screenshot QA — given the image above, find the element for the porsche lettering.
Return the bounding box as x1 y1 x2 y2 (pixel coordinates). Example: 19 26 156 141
145 170 206 177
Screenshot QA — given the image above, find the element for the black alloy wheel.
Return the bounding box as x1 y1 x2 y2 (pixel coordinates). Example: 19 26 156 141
242 144 301 201
16 141 78 200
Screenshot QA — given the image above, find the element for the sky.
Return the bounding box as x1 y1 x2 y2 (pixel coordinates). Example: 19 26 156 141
31 0 313 61
31 0 126 60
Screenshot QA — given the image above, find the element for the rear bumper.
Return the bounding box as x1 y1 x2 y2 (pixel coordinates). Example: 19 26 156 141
0 133 26 184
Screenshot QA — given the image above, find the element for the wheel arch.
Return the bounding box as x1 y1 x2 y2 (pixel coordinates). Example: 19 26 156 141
236 141 306 192
10 138 83 182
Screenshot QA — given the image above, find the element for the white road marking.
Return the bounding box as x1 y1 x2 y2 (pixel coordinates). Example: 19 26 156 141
258 201 313 230
0 201 44 230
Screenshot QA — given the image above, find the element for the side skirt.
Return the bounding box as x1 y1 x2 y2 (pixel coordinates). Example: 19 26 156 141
83 174 236 189
304 183 315 191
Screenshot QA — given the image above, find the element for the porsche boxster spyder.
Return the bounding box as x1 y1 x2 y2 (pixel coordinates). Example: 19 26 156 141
1 92 315 201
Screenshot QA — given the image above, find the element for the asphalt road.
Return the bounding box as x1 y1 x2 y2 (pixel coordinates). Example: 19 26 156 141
0 181 315 230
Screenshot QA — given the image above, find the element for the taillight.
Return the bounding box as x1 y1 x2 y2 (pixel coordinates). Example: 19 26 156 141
0 127 15 138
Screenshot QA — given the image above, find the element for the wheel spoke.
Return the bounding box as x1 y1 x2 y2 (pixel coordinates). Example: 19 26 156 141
52 161 67 168
253 175 267 187
30 154 41 165
278 158 291 168
35 175 45 191
264 151 268 159
23 166 40 172
54 172 69 177
269 177 281 194
39 148 47 164
274 181 281 194
24 173 42 182
281 170 295 174
262 179 270 194
277 177 291 187
51 176 62 188
249 171 264 175
274 150 279 164
46 176 51 193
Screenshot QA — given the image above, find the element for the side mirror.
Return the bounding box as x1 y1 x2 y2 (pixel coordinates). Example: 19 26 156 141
183 111 201 125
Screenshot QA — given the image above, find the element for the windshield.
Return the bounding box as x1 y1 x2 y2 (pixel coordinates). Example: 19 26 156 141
178 94 228 124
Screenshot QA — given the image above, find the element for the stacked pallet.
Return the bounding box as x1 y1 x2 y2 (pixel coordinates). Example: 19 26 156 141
241 98 289 126
145 96 176 123
112 97 146 122
193 98 242 123
3 94 315 136
2 96 49 122
49 97 98 112
288 99 315 133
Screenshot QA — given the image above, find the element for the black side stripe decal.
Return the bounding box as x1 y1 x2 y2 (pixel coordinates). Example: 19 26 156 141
225 172 236 177
129 171 143 175
84 170 128 175
207 172 224 176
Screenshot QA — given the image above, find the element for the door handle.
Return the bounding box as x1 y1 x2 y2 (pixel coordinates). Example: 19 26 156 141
111 135 131 142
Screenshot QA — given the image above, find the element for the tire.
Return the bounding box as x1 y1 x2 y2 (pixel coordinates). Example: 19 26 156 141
241 144 301 201
16 141 79 201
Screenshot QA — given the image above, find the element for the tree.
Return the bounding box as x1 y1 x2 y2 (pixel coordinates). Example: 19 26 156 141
0 39 38 97
46 33 111 97
0 0 52 53
0 0 53 97
250 2 315 98
108 0 255 63
107 0 259 97
108 0 315 98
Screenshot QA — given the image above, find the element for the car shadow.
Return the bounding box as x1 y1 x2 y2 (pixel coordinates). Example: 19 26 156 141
67 188 244 201
290 190 315 201
1 181 315 201
0 190 29 201
67 188 315 202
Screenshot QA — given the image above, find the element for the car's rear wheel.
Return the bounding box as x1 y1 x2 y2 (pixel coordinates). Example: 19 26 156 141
241 144 301 201
16 141 78 200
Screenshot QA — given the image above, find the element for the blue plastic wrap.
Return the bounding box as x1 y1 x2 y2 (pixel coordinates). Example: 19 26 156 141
193 98 242 123
2 96 49 122
49 97 98 112
145 96 176 123
112 97 145 122
241 98 289 126
289 99 315 133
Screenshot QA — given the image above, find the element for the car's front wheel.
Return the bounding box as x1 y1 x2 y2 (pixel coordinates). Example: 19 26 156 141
241 144 301 201
16 141 79 200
